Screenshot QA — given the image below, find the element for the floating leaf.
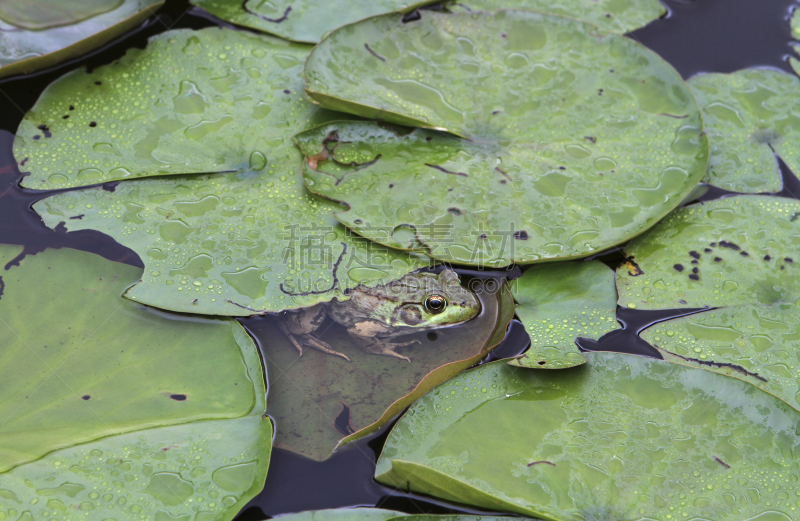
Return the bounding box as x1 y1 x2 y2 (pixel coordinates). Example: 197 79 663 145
688 69 800 193
252 278 513 461
300 10 708 266
29 28 426 316
189 0 438 44
459 0 665 34
188 0 663 45
0 245 271 520
616 195 800 310
642 304 800 411
16 28 318 189
0 0 163 79
274 508 519 521
376 353 800 520
508 261 618 369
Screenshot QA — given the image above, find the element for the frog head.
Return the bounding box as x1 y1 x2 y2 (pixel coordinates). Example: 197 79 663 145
388 269 480 329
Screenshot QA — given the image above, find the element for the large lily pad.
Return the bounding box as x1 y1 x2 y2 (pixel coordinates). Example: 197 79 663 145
0 0 163 79
459 0 665 34
300 10 708 266
188 0 438 44
688 69 800 193
16 27 318 189
642 304 800 411
28 28 427 316
616 195 800 310
274 508 519 520
189 0 664 44
0 245 271 520
254 278 513 461
376 353 800 520
508 261 619 369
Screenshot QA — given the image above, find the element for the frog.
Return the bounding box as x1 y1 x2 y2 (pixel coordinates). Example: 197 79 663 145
278 269 480 362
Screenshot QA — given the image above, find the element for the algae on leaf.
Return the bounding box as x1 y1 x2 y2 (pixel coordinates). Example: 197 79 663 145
509 261 619 369
616 196 800 310
300 10 708 266
377 353 800 520
29 28 427 316
256 279 513 461
0 245 271 521
688 69 800 193
0 0 163 79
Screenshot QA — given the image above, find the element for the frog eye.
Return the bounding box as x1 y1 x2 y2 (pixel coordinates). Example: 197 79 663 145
424 294 448 314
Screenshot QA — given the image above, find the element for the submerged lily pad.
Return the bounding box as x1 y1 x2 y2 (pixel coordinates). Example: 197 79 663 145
275 508 519 521
688 69 800 193
616 196 800 310
376 353 800 520
300 10 708 266
642 304 800 411
0 245 271 520
253 278 512 461
189 0 663 45
0 0 162 79
508 261 618 369
29 28 426 316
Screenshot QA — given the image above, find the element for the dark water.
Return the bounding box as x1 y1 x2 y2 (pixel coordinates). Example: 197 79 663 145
0 0 799 518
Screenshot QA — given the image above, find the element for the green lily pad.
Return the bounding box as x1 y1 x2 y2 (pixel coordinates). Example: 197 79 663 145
792 8 800 40
688 69 800 193
189 0 663 45
0 245 271 520
299 10 708 266
642 304 800 411
0 0 123 29
259 278 513 461
274 508 520 521
616 195 800 310
459 0 665 34
16 27 318 189
508 261 619 369
0 0 163 79
376 353 800 520
189 0 439 44
29 28 427 316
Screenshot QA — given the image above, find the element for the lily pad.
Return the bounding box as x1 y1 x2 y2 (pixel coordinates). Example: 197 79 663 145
0 0 163 79
688 69 800 193
300 10 708 266
28 28 427 316
274 508 519 520
189 0 664 45
0 245 271 520
642 304 800 411
189 0 439 44
458 0 665 34
16 27 319 189
616 195 800 310
376 353 800 520
508 261 619 369
254 278 513 461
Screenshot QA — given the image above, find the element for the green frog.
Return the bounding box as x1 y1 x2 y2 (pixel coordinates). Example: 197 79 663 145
279 269 480 362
